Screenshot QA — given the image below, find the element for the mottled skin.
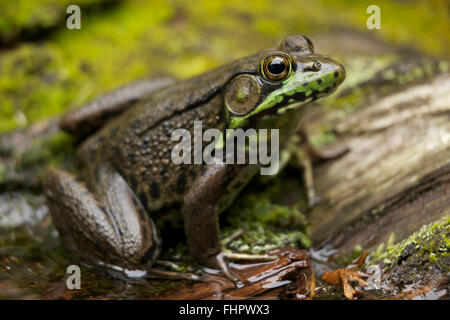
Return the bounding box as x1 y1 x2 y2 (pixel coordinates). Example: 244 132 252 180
43 35 345 283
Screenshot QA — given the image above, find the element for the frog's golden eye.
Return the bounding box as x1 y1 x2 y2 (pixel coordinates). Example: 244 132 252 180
261 53 293 81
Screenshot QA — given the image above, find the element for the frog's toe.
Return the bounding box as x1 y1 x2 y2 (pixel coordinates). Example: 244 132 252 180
146 268 201 282
220 251 278 263
208 251 279 286
215 252 242 285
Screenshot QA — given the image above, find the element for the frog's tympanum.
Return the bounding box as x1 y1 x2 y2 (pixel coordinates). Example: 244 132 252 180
43 35 346 284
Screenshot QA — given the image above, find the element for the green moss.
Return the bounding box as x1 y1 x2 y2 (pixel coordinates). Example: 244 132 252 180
370 215 450 267
0 0 113 42
225 226 310 254
228 198 307 228
222 182 310 254
0 131 76 192
337 244 365 266
319 0 449 57
0 163 6 185
18 132 75 171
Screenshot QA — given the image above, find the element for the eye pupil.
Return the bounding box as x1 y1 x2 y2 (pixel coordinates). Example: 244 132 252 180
267 57 286 75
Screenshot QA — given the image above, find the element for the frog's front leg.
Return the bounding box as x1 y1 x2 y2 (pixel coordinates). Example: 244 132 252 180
290 130 349 207
183 163 277 284
43 166 198 281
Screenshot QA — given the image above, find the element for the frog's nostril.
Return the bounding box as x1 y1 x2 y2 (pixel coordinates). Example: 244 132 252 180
302 61 321 72
312 61 321 71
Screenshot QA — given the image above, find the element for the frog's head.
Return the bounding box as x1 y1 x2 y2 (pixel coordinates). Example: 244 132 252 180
224 34 345 129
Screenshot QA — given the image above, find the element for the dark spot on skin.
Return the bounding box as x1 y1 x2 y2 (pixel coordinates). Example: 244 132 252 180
94 242 105 255
160 167 169 181
177 171 187 194
150 180 160 199
189 169 197 180
302 81 308 86
138 191 150 212
143 136 151 146
224 165 240 184
334 71 339 78
113 146 121 157
132 120 141 131
293 91 306 100
127 151 136 163
317 79 322 85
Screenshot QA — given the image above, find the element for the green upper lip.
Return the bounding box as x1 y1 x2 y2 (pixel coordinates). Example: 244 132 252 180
246 84 336 122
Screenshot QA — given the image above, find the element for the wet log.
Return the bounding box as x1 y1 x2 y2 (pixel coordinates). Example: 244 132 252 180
308 73 450 256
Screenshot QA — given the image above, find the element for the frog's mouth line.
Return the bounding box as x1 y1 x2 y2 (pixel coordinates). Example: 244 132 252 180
247 86 337 122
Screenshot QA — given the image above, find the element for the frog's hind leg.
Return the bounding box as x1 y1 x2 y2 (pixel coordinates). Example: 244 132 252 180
60 77 175 139
44 167 200 281
43 167 161 270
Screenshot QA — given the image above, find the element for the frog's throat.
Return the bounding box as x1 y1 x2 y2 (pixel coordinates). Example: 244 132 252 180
229 70 338 129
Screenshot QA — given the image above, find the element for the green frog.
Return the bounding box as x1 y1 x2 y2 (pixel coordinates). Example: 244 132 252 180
43 35 346 284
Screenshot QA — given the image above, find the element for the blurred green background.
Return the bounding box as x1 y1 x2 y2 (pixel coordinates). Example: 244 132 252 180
0 0 448 133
